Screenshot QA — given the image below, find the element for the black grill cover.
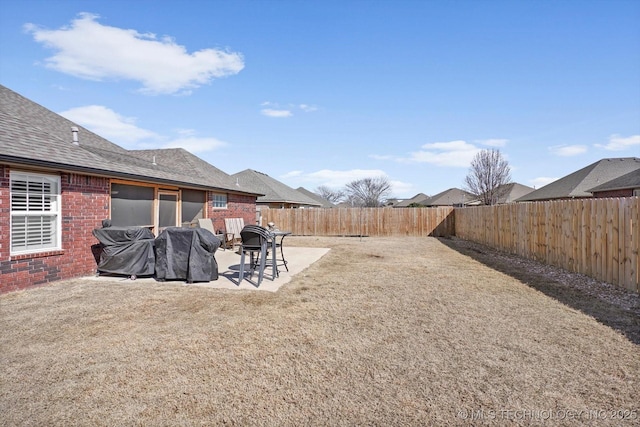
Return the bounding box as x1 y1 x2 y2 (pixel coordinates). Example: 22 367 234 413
92 226 156 276
154 227 221 283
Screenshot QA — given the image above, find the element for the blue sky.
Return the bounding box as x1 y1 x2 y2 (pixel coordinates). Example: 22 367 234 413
1 0 639 198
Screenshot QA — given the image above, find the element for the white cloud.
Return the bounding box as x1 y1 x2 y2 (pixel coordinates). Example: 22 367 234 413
403 140 481 167
477 138 508 147
59 105 159 144
174 128 196 137
304 169 388 188
281 169 412 198
530 177 558 189
369 154 394 160
59 105 226 152
260 108 293 118
25 13 244 95
260 101 317 117
594 134 640 151
281 170 302 178
389 180 414 198
162 137 227 153
549 144 588 156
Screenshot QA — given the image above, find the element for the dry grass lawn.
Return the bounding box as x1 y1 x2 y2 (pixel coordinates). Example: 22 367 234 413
1 236 639 426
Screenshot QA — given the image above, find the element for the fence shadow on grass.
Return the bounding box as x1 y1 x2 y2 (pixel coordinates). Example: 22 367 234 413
437 237 640 346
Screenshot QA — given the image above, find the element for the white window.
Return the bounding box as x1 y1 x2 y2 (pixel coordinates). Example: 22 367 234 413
10 171 61 254
212 193 227 209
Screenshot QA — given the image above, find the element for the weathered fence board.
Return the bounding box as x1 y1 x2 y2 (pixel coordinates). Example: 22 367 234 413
455 197 639 293
260 207 455 238
259 198 638 293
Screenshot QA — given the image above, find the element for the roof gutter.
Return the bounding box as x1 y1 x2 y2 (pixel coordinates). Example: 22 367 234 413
0 155 264 196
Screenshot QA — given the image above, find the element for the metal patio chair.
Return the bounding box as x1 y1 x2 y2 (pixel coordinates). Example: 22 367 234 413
237 225 275 286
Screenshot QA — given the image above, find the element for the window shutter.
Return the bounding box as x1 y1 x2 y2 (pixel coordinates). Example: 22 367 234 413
10 172 61 253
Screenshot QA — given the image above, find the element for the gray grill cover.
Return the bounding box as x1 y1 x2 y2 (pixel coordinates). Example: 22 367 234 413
92 226 156 276
154 227 221 283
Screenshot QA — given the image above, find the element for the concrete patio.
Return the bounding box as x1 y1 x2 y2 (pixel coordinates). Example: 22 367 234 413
84 245 331 292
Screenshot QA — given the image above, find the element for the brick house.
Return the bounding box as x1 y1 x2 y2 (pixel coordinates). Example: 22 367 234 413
232 169 322 209
516 157 640 202
0 85 261 293
588 169 640 198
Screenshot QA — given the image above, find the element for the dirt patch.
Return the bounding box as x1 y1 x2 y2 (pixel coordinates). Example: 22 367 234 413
439 236 640 345
1 236 638 426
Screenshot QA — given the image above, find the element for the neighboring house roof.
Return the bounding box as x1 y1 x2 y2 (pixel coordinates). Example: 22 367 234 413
394 193 429 207
517 157 640 202
384 198 403 207
0 85 258 195
232 169 322 207
499 183 535 203
468 182 535 204
297 187 335 208
422 188 476 206
587 169 640 193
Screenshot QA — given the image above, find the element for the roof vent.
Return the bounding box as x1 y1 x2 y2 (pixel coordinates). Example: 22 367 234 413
71 127 79 145
152 155 157 166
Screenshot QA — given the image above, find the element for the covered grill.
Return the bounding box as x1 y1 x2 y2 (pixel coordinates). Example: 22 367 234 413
92 226 156 278
154 227 221 283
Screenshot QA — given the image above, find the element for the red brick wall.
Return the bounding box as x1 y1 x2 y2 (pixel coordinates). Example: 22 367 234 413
1 169 258 293
0 167 110 293
0 166 9 279
592 189 635 198
206 192 257 233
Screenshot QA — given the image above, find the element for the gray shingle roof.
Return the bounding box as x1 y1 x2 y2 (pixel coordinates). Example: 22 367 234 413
0 84 258 195
463 183 534 205
232 169 322 207
297 187 335 208
129 148 259 194
423 188 476 206
517 157 640 201
498 183 535 203
587 169 640 192
394 193 429 207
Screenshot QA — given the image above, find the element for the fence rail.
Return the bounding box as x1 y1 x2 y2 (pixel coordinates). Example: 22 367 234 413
454 198 639 293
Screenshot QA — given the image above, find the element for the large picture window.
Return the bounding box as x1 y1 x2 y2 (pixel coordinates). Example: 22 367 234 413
182 189 206 223
110 183 154 227
10 171 61 254
109 183 211 232
158 191 178 229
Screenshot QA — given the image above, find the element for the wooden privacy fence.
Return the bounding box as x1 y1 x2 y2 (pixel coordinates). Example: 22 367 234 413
259 198 639 293
260 207 455 237
455 198 639 293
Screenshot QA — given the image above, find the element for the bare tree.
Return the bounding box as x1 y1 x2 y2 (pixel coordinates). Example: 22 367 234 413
344 177 392 207
315 185 345 204
464 149 512 205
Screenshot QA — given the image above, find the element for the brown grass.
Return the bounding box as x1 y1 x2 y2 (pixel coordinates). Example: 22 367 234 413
1 236 639 426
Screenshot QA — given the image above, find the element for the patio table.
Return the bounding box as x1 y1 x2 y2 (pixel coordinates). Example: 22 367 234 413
270 230 291 276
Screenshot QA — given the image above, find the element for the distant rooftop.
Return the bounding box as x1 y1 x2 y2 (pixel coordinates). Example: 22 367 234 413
518 157 640 201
